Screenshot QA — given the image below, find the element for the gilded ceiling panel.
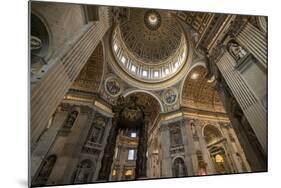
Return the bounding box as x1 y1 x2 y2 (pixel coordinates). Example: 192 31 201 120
175 11 213 34
71 42 103 92
181 66 225 112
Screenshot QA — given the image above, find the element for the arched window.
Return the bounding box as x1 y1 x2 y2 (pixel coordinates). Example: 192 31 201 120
73 159 94 184
172 157 187 177
32 155 57 186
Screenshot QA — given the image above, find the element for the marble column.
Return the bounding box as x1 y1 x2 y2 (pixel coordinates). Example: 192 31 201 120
31 7 111 145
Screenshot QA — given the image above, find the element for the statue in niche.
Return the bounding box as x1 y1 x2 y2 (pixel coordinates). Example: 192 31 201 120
64 111 78 129
170 126 182 146
90 117 105 143
33 155 57 185
106 78 121 96
236 153 247 171
164 89 177 104
90 127 101 143
31 35 43 50
190 122 197 136
173 158 186 177
196 150 207 175
198 161 207 175
74 160 92 183
228 41 247 61
228 132 235 142
178 162 184 176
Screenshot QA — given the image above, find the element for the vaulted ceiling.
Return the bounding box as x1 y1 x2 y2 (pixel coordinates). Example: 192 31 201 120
71 42 104 92
174 11 213 35
181 66 225 113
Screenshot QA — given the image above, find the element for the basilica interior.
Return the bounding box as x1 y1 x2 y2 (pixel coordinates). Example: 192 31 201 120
29 1 268 187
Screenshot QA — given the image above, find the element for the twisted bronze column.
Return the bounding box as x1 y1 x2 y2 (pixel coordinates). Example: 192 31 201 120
135 113 150 179
97 114 119 181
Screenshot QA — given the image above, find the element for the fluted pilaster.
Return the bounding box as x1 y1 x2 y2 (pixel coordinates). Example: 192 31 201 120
236 22 267 68
31 7 111 144
216 52 267 152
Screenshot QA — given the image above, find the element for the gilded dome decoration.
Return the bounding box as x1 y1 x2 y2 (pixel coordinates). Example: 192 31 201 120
111 9 188 83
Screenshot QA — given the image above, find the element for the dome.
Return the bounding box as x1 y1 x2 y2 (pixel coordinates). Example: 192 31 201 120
111 8 188 83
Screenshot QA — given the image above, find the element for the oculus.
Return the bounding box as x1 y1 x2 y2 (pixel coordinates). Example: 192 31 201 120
144 10 161 30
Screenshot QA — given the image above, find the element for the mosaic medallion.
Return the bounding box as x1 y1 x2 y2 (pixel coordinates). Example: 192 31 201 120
105 77 122 97
163 88 178 105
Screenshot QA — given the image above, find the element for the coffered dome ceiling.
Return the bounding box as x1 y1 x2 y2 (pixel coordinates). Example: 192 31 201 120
111 8 189 83
119 9 183 63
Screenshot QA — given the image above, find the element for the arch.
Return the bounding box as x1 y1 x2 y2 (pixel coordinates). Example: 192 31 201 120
172 157 187 177
203 124 223 145
171 155 185 164
179 62 206 105
30 10 53 60
256 16 267 33
30 12 52 76
123 89 164 112
180 64 225 112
